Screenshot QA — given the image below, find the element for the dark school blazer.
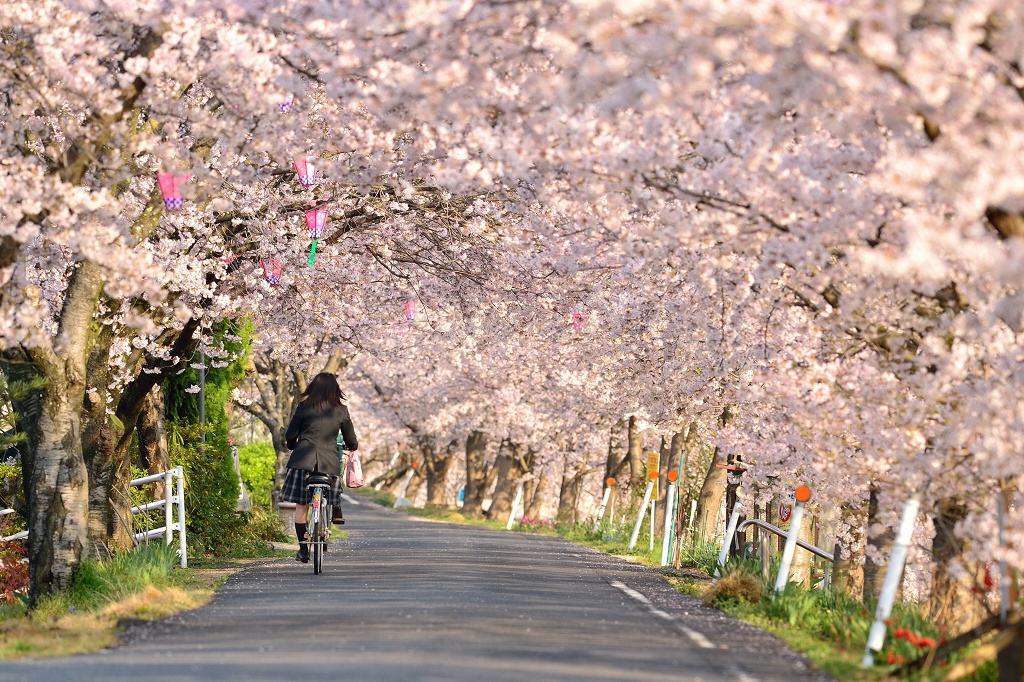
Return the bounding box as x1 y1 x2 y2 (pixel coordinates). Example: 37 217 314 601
284 402 358 476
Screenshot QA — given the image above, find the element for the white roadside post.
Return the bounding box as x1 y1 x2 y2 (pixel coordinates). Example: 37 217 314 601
862 494 921 668
715 504 742 580
506 481 525 530
175 466 187 568
628 479 656 551
593 478 615 532
687 499 697 534
661 471 679 566
774 485 813 594
164 469 174 546
393 467 416 508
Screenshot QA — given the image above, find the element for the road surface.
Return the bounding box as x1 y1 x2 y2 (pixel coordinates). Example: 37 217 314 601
1 497 830 681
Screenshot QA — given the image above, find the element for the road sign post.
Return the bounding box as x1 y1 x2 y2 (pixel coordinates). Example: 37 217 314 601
661 471 678 566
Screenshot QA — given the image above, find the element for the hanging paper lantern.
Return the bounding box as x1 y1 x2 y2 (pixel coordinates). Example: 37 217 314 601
279 94 295 113
293 156 316 187
305 208 328 265
157 172 189 210
305 208 328 238
571 311 588 331
262 258 282 285
403 300 418 320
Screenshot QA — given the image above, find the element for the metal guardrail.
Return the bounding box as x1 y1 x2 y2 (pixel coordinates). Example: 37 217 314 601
130 466 188 568
737 517 834 562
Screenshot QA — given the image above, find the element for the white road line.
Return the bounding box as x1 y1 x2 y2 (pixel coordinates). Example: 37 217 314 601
679 626 715 649
339 493 361 505
607 579 758 681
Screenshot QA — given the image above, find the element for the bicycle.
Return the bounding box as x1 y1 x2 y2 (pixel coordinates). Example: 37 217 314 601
305 473 333 575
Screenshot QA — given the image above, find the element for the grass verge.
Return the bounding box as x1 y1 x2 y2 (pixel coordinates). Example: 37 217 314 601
0 545 290 660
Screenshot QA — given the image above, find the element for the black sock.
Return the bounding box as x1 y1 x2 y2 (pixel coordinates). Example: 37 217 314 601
295 523 308 554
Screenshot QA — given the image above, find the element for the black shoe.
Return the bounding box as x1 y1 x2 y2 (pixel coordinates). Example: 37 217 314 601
332 509 345 525
296 548 309 563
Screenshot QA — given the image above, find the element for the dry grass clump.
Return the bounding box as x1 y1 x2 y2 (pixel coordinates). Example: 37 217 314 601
704 569 763 607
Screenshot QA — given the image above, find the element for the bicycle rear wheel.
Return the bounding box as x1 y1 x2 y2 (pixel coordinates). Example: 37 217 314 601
311 511 323 574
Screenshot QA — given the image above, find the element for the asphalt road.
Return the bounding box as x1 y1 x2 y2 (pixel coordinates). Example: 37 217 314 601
1 497 831 681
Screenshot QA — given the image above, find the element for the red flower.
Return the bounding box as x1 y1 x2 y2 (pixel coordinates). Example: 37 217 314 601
885 652 905 665
884 618 894 626
893 627 909 640
915 637 936 648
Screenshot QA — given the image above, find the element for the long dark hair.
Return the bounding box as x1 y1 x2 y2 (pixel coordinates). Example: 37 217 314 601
300 373 345 412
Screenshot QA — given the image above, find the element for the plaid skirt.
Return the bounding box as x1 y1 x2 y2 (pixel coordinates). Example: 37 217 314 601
280 467 344 506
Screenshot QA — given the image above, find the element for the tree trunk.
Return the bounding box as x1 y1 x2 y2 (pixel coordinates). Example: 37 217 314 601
556 456 588 526
81 321 123 556
627 415 644 494
928 498 986 629
832 502 866 600
488 440 521 518
423 442 455 506
23 260 105 604
654 435 671 534
462 430 490 519
694 446 727 542
137 387 170 495
864 485 896 603
524 468 549 520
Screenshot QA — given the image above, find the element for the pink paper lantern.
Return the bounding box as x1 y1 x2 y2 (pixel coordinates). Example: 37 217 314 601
403 300 418 320
279 94 295 113
262 258 282 285
305 208 328 238
293 156 317 187
157 172 189 210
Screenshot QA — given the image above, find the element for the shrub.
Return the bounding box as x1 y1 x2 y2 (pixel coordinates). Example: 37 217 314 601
170 423 244 555
238 442 276 509
0 540 28 604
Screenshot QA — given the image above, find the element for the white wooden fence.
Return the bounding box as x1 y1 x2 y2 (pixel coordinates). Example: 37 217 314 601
1 507 27 541
130 466 188 567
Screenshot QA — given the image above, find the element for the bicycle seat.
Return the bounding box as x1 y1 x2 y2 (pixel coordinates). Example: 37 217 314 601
307 473 332 486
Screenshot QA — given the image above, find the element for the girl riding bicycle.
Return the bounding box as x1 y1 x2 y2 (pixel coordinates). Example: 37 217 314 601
282 372 358 562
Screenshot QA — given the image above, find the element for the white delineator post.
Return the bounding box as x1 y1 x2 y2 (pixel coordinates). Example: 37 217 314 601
593 484 613 532
628 481 655 551
715 505 742 579
862 494 921 668
506 481 525 530
660 481 677 566
393 468 416 507
773 502 806 593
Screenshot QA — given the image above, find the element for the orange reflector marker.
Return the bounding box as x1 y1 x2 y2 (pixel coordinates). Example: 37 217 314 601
648 470 659 480
795 485 811 503
667 471 679 483
606 477 616 487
